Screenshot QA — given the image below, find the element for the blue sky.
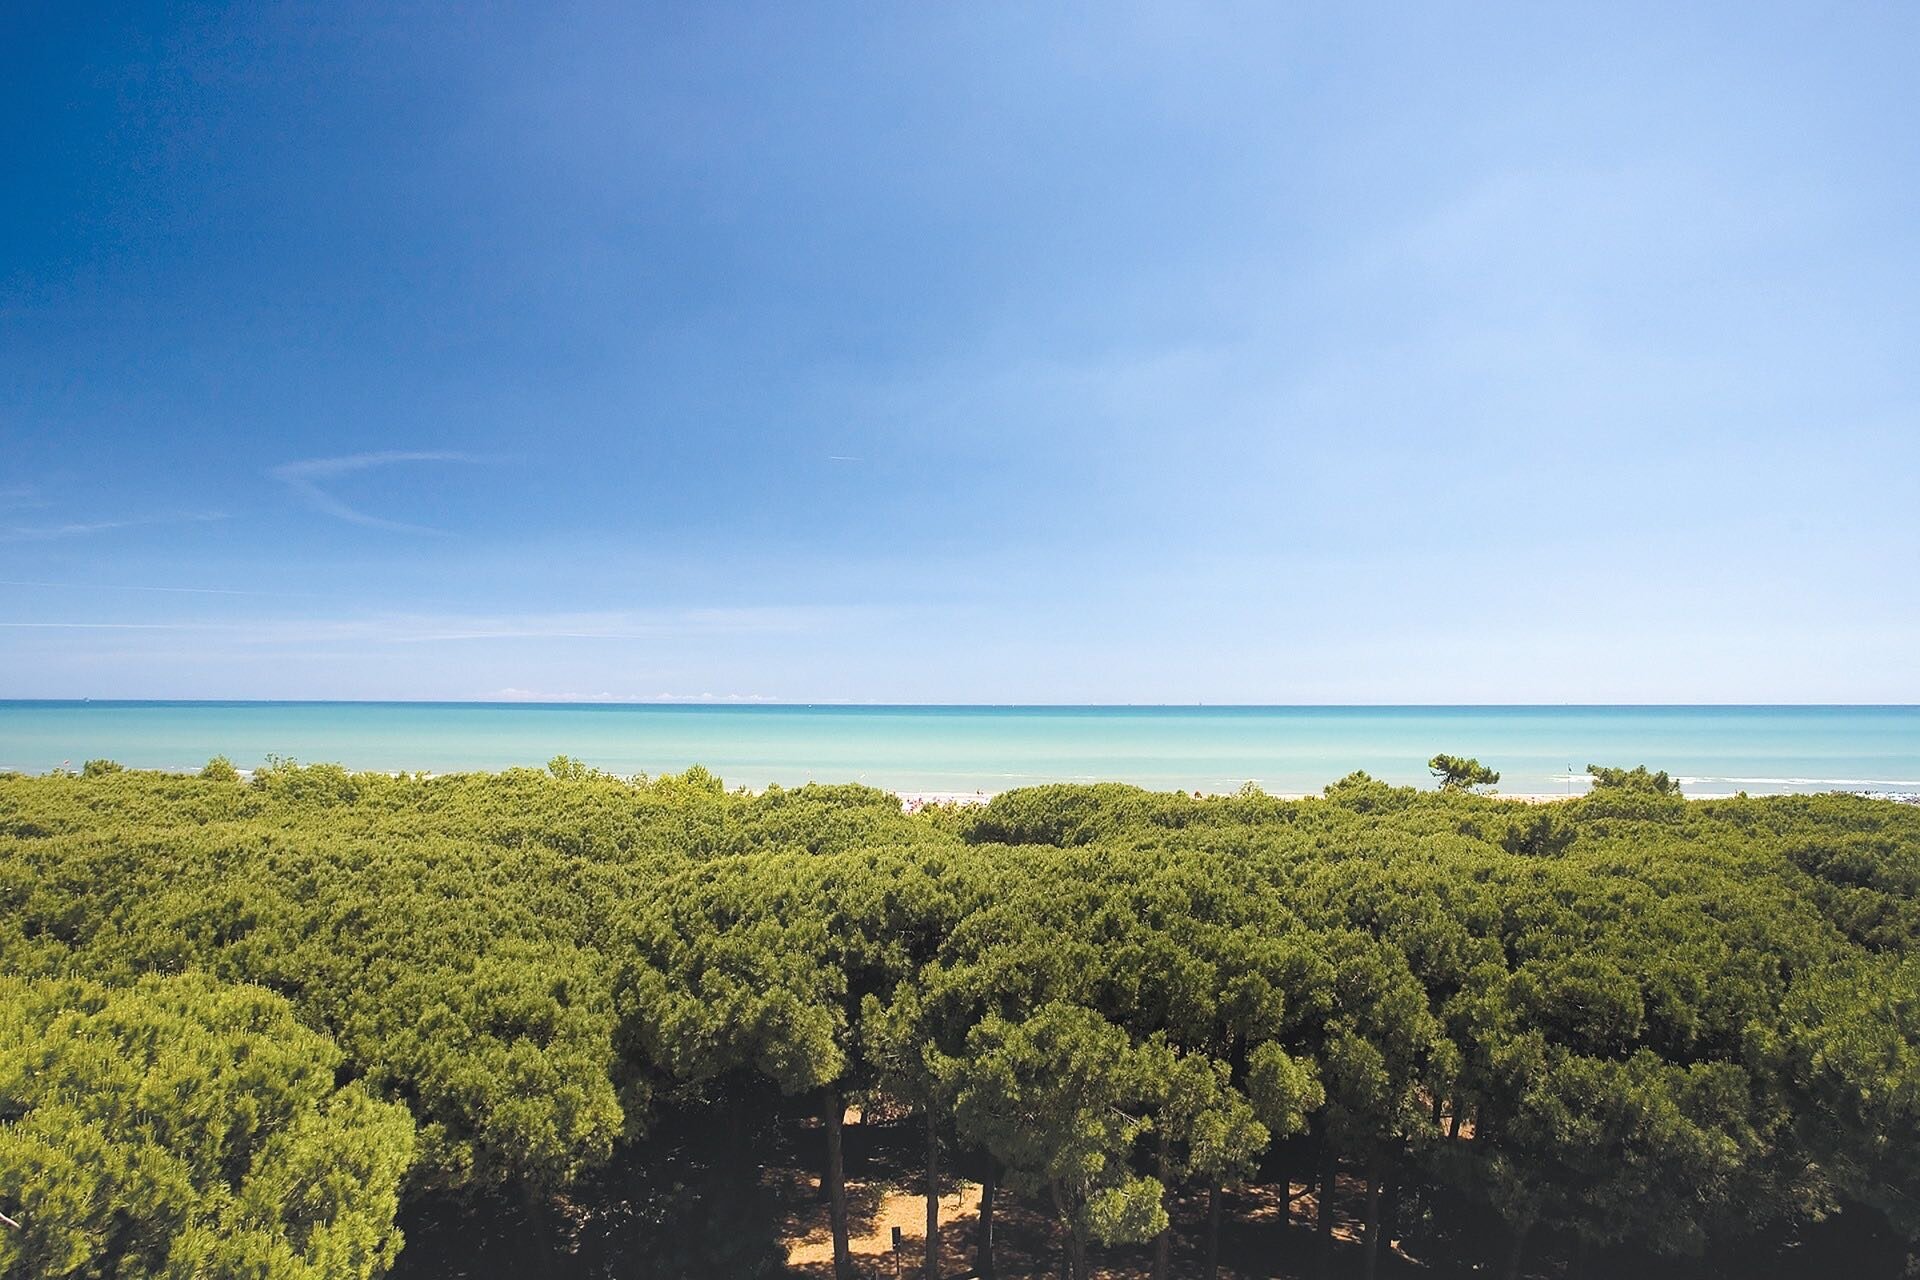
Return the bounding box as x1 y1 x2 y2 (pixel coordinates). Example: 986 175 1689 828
3 2 1916 702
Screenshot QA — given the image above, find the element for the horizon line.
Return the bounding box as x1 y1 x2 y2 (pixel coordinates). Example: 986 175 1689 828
3 699 1918 710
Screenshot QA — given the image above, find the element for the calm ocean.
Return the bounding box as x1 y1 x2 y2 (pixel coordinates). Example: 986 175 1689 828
3 702 1919 797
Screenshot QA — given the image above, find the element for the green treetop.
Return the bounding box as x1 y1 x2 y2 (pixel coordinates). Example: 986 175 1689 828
0 973 414 1280
1429 754 1500 792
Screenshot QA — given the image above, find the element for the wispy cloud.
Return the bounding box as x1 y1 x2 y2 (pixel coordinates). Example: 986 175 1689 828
269 451 488 534
328 608 817 644
0 579 305 597
488 688 781 703
0 607 829 645
0 621 217 630
0 512 226 543
0 485 48 511
1 519 141 542
649 691 781 703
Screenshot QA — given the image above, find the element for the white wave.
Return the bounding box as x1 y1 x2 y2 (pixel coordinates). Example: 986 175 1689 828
1680 776 1920 788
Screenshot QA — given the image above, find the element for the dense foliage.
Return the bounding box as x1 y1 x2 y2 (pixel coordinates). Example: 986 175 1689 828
0 973 412 1280
2 760 1918 1278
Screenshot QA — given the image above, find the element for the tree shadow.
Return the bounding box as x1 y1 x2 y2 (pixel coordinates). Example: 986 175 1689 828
391 1085 794 1280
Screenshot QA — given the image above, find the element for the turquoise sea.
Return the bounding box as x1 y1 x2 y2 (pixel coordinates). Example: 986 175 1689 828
3 702 1919 797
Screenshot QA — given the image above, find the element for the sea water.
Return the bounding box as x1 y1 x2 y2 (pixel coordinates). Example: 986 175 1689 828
3 702 1918 797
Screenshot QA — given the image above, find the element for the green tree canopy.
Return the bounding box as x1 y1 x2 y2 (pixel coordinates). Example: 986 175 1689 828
0 973 414 1280
1587 763 1683 795
942 1003 1167 1280
1429 754 1500 792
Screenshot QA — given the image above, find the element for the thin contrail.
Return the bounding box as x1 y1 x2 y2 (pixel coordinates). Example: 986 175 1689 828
0 579 303 597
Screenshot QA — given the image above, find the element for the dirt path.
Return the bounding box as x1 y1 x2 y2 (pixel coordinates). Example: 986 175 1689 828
775 1169 985 1276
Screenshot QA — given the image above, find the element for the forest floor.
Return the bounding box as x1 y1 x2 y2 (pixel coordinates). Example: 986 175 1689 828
390 1103 1487 1279
768 1111 1415 1279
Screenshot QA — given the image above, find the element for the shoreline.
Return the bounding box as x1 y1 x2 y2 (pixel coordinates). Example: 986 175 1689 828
7 764 1917 808
8 704 1919 803
894 788 1920 809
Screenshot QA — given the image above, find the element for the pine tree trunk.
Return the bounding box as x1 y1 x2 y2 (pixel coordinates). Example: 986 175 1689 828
823 1086 853 1280
1447 1105 1461 1141
976 1158 997 1280
1318 1144 1337 1280
1052 1181 1074 1280
1361 1157 1384 1280
1052 1182 1082 1280
925 1109 940 1280
1203 1178 1222 1280
517 1180 556 1280
1502 1216 1532 1280
1152 1127 1172 1280
1382 1177 1401 1263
